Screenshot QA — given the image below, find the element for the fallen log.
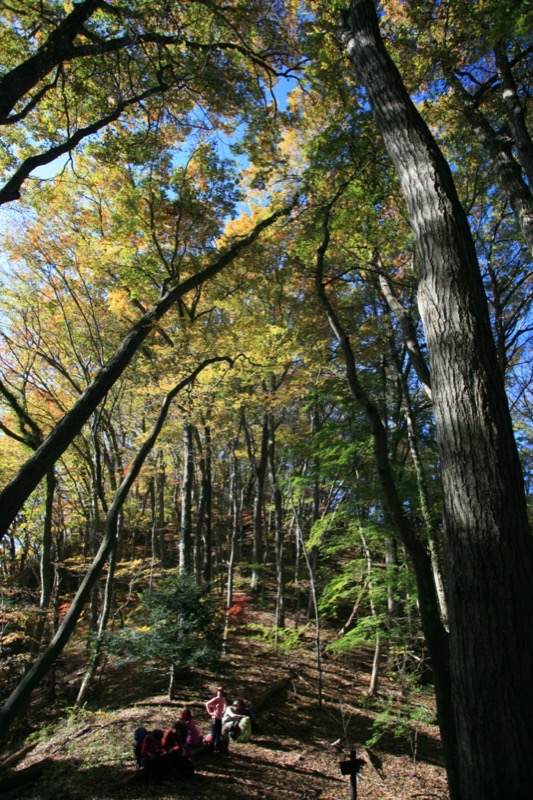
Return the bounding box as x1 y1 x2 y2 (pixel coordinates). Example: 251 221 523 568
0 757 54 793
0 742 39 771
250 675 293 715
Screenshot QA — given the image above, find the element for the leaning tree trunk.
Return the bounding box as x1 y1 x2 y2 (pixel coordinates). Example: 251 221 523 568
0 357 232 735
0 205 294 540
342 3 533 798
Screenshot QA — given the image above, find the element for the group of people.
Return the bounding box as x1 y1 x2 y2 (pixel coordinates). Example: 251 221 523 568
204 686 253 751
136 686 253 781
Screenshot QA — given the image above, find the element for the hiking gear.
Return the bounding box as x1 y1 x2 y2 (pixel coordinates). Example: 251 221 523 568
133 727 148 765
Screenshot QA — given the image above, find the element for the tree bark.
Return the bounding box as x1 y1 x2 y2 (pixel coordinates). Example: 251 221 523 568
315 197 456 792
342 3 533 798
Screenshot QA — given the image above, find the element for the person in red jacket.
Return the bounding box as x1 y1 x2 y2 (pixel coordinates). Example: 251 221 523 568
205 686 227 752
162 720 186 751
140 729 164 779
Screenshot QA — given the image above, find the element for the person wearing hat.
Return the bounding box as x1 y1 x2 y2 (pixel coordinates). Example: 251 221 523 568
205 686 227 752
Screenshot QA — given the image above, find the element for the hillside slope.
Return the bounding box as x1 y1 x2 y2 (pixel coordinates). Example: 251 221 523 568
0 630 449 800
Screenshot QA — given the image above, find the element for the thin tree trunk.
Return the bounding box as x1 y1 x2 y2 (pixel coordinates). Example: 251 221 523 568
40 469 56 610
243 412 269 592
290 491 323 708
30 468 57 654
494 42 533 189
315 194 455 791
179 421 194 574
202 423 213 582
224 445 240 644
0 357 232 735
392 347 448 627
156 450 166 568
445 69 533 255
361 532 381 696
75 516 120 707
268 413 285 628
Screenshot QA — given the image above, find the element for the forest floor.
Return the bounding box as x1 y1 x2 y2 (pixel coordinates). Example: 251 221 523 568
0 614 449 800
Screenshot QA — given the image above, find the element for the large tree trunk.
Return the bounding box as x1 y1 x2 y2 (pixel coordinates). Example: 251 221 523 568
315 202 456 795
342 3 533 798
0 205 294 540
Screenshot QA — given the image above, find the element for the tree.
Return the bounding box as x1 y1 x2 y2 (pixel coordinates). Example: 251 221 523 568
0 0 299 204
0 200 295 538
0 355 232 731
109 571 223 699
341 2 533 798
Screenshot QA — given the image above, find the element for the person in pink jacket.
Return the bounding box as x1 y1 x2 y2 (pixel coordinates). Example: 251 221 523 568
181 708 203 749
205 686 227 752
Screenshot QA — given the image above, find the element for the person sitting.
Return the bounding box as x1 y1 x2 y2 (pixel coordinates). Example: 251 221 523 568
140 729 164 762
142 727 194 781
140 729 164 780
236 693 259 732
162 719 187 751
180 708 203 750
222 699 251 742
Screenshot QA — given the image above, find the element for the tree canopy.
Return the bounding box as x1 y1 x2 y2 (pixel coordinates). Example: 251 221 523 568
0 3 532 799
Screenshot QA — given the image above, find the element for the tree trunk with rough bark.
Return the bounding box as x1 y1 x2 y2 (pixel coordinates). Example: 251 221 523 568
342 3 533 798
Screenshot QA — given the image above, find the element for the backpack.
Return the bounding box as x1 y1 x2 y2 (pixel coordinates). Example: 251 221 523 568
134 726 148 765
204 732 229 752
238 715 252 743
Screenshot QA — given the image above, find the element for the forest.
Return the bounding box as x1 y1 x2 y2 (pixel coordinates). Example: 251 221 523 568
0 2 532 799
